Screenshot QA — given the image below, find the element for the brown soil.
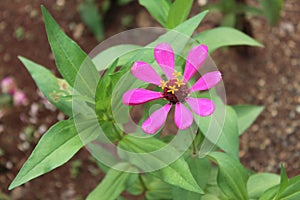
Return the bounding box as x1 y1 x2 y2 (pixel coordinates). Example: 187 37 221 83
0 0 299 199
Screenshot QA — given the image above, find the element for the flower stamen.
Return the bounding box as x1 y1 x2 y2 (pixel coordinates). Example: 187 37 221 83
172 71 182 78
167 85 178 94
175 78 186 87
159 80 167 89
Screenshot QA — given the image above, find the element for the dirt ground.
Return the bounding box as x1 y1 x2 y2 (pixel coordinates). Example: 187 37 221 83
0 0 299 199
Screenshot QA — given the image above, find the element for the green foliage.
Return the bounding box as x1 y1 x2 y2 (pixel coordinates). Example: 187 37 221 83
142 174 172 200
232 105 264 135
208 152 249 200
260 165 300 200
79 0 104 41
195 93 239 158
118 135 204 194
42 6 99 98
166 0 193 29
258 0 284 26
202 0 283 29
247 173 280 198
138 0 171 27
9 120 83 190
172 157 211 199
194 27 263 53
19 56 72 116
10 5 293 200
87 163 138 200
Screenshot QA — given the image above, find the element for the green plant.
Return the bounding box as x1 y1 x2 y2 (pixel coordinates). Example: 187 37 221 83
8 4 300 200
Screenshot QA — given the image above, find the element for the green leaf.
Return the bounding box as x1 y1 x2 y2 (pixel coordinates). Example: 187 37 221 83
194 27 263 53
138 0 171 26
258 0 283 25
41 6 99 97
208 152 249 200
166 0 193 29
118 135 204 194
87 163 137 200
92 44 142 71
277 175 300 199
247 173 280 198
232 105 264 135
278 164 289 194
172 157 211 200
19 56 72 116
197 100 239 158
126 175 144 196
151 10 208 51
9 119 83 190
259 173 300 200
79 0 104 41
259 185 280 200
142 174 172 200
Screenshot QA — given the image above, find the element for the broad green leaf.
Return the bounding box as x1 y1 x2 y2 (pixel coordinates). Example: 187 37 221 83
208 152 249 200
87 163 137 200
166 0 193 29
247 173 280 198
172 157 211 200
142 174 172 200
79 0 104 41
232 105 264 135
138 0 171 26
118 135 204 194
258 0 283 25
19 56 72 116
9 120 83 190
194 27 263 53
42 6 99 97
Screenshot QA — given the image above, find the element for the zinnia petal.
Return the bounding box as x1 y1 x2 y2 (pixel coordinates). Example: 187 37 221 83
174 103 193 130
131 61 162 85
183 44 208 82
189 71 222 92
122 88 162 105
186 97 215 116
142 104 172 134
154 43 175 79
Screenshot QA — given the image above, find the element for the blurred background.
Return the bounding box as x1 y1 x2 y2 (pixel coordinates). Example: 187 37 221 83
0 0 299 199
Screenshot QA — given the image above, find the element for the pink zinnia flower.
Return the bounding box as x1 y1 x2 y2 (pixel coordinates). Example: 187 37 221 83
122 43 222 134
1 77 17 95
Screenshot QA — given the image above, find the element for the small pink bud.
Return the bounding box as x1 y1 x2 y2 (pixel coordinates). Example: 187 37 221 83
13 90 28 106
1 77 17 95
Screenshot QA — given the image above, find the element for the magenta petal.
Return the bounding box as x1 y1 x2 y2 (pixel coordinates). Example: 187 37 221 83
142 104 172 134
154 43 175 79
174 103 193 130
122 88 162 105
189 71 222 92
183 44 208 82
186 97 215 116
131 61 162 85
